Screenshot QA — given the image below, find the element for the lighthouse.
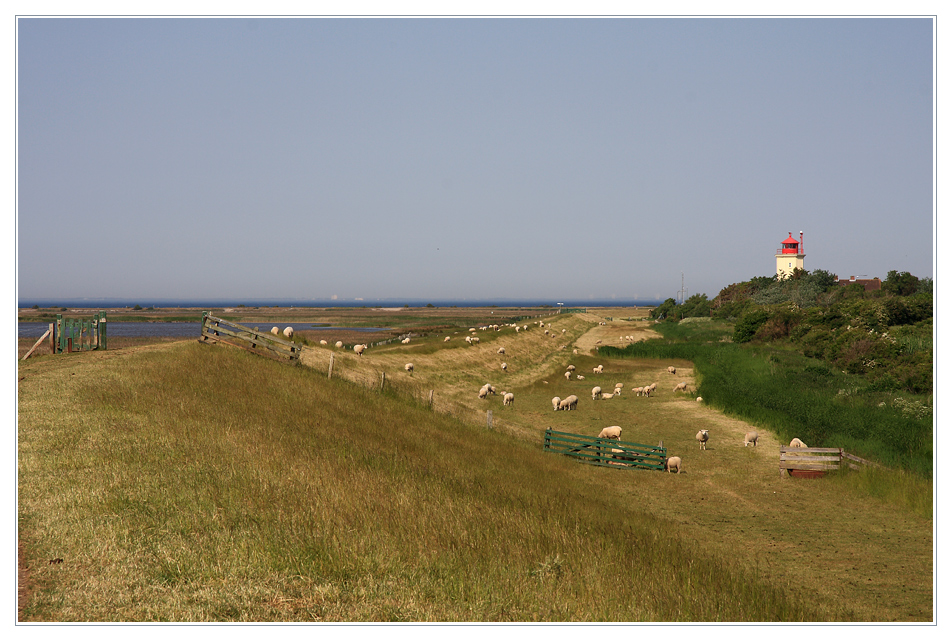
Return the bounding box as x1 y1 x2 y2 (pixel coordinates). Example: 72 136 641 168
776 232 805 279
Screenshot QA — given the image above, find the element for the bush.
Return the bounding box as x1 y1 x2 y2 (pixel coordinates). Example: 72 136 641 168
733 309 770 343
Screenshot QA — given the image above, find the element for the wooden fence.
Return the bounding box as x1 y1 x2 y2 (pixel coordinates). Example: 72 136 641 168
199 313 302 363
543 428 667 471
56 312 107 353
780 446 883 478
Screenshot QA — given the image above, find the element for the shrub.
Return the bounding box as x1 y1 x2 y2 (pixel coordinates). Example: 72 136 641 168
733 309 770 343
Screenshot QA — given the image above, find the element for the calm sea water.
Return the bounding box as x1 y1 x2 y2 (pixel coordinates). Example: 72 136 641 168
18 298 660 309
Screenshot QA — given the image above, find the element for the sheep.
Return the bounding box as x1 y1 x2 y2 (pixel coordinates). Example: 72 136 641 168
696 397 703 402
673 382 688 393
643 386 653 397
353 344 366 357
471 336 480 345
789 438 808 448
564 371 572 381
478 386 490 400
501 363 508 372
696 429 709 450
566 365 576 372
598 426 622 440
465 336 473 344
576 375 585 380
503 392 514 406
405 363 414 375
593 365 604 374
401 337 411 344
667 366 677 375
665 456 683 474
600 392 619 400
335 341 343 349
558 395 579 411
271 327 280 336
573 348 579 355
591 386 602 399
320 339 328 346
614 382 624 390
497 347 506 354
744 431 759 447
649 383 658 391
444 336 451 342
283 327 294 339
632 387 644 396
552 396 562 411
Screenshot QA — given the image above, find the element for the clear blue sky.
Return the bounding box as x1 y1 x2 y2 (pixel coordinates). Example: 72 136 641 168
16 16 934 302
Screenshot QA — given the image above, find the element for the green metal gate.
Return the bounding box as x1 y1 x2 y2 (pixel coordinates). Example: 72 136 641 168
543 428 666 470
54 312 107 353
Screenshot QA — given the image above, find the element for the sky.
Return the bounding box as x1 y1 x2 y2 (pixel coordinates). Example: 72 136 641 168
15 12 935 303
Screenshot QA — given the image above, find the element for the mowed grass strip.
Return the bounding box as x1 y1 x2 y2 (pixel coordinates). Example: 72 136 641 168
19 341 816 622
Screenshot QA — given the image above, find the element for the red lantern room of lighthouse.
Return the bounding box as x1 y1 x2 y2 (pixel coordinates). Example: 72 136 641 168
775 231 805 278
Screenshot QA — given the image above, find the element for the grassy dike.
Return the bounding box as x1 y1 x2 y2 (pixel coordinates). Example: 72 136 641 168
20 341 816 622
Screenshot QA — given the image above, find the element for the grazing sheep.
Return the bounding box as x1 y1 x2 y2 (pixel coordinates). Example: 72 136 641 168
573 348 579 355
564 371 572 381
665 456 683 474
632 387 644 396
501 363 508 372
444 336 451 342
744 431 759 447
667 366 677 375
478 386 490 400
598 426 622 440
558 395 579 411
320 339 328 346
576 375 585 380
696 429 709 450
465 336 473 344
283 327 294 339
600 392 619 400
405 363 414 375
566 365 576 372
649 383 658 391
471 336 480 345
271 327 280 336
498 347 505 354
335 341 344 349
673 382 688 393
789 438 808 448
353 344 366 356
594 365 604 374
696 397 703 402
614 382 624 390
503 392 514 406
643 386 653 397
591 386 602 399
401 337 411 344
552 396 562 411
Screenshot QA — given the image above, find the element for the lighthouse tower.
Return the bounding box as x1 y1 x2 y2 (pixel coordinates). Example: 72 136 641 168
776 232 805 279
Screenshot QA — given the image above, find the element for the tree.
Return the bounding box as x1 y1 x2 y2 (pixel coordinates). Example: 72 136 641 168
883 270 920 296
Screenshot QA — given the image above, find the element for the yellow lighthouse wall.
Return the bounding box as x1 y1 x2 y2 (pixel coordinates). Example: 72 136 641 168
776 254 804 279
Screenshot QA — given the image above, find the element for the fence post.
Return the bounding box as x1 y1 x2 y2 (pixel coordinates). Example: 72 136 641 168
487 410 493 430
428 389 434 408
328 354 334 379
380 371 386 391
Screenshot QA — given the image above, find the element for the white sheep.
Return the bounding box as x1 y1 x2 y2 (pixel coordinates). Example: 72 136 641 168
465 336 473 344
591 386 602 400
673 382 688 393
564 371 572 381
503 392 514 406
401 337 411 344
600 391 619 400
696 429 709 450
632 387 644 396
501 363 508 372
558 395 579 411
552 396 562 411
405 363 414 375
444 336 451 342
744 431 759 447
566 365 576 372
471 336 480 345
576 375 585 380
598 426 622 440
614 382 624 390
665 456 683 474
789 438 808 448
667 366 677 375
320 339 328 346
353 344 366 356
283 327 294 339
573 348 578 355
478 385 490 400
696 397 703 403
498 347 505 354
335 341 343 349
271 327 280 336
594 365 604 374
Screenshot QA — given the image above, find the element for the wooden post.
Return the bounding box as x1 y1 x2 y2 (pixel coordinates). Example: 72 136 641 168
487 410 493 430
328 354 334 378
428 389 434 408
380 371 386 391
22 329 52 361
